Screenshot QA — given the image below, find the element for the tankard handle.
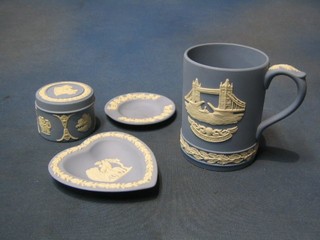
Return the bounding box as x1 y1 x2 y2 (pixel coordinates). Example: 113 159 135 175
256 64 307 139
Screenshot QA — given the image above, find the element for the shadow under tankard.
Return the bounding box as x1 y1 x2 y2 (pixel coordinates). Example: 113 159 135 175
257 136 300 164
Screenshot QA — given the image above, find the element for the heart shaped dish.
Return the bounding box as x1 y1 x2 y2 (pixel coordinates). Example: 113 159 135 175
48 132 158 192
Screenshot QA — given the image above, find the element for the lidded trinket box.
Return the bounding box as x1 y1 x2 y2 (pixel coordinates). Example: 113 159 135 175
35 81 96 142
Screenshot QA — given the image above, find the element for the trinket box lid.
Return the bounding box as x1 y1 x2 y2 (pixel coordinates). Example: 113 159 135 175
35 81 95 113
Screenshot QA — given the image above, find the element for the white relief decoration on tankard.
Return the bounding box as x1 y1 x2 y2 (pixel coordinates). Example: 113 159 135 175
269 64 302 73
53 114 78 141
180 134 257 165
184 78 246 143
86 158 132 183
76 113 92 132
53 85 78 96
37 116 51 135
188 116 238 143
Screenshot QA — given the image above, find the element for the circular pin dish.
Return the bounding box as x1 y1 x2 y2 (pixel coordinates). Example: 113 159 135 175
104 92 175 125
35 81 96 142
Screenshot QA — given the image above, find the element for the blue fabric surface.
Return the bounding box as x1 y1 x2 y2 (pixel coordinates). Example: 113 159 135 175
1 1 319 239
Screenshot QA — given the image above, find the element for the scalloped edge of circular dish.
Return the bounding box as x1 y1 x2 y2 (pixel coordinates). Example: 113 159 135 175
104 92 175 125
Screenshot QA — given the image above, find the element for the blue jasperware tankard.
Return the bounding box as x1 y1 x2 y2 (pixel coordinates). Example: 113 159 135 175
180 43 307 171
